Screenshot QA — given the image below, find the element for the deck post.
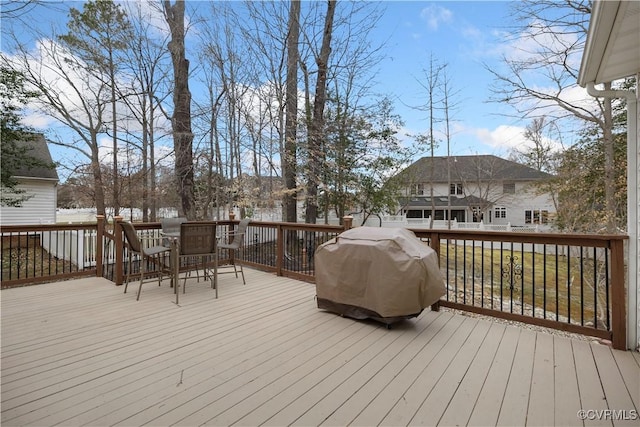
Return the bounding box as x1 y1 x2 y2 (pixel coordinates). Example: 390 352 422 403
429 231 441 312
276 224 284 276
342 216 353 230
610 238 627 349
114 216 124 286
96 215 105 278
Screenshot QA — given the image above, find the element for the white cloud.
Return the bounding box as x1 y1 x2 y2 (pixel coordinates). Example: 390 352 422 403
420 4 453 31
470 124 564 154
473 125 527 150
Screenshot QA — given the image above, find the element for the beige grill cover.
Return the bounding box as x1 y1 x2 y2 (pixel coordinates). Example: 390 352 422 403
315 227 445 321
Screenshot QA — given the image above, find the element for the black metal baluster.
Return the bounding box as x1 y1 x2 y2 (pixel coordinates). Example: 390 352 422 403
481 239 485 308
567 245 571 324
454 239 459 303
605 248 610 330
580 246 584 326
490 241 494 310
446 239 450 301
593 247 598 329
499 242 504 311
463 239 467 304
520 244 525 315
555 244 559 321
532 245 536 318
471 239 475 305
543 244 547 319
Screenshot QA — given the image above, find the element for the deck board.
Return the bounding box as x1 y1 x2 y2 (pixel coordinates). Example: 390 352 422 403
553 336 583 426
2 272 638 427
437 321 506 426
527 332 556 426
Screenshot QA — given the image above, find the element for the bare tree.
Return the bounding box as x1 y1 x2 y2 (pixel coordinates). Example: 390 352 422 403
304 0 336 224
414 55 445 228
453 155 515 222
283 0 301 223
440 64 461 229
121 2 172 221
163 0 195 219
487 0 618 232
509 117 557 173
3 37 110 215
59 0 133 217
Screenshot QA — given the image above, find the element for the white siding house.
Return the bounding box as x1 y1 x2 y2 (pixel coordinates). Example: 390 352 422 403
0 134 59 225
394 155 556 229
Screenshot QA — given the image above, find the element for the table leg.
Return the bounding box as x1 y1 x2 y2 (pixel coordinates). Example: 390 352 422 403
172 239 180 305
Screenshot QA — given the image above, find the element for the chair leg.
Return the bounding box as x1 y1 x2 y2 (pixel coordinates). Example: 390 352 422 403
213 252 218 298
157 254 163 286
124 252 131 294
136 254 145 301
239 262 245 285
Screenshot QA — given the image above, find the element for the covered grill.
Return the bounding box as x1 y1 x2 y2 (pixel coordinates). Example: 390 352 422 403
315 227 445 325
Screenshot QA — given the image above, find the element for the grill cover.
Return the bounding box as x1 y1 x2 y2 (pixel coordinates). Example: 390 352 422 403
315 227 445 324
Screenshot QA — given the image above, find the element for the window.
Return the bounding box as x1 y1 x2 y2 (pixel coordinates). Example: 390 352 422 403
450 183 463 195
495 207 507 219
503 182 515 194
525 209 549 224
410 183 424 195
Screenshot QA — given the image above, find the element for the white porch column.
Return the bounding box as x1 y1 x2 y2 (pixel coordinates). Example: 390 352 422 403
631 82 639 350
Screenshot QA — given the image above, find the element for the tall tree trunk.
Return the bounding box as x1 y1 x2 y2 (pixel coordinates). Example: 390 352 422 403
164 0 195 219
90 133 106 216
283 0 301 223
306 0 336 224
110 57 120 217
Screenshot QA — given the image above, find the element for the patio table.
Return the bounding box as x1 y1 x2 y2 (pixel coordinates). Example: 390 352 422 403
163 226 219 304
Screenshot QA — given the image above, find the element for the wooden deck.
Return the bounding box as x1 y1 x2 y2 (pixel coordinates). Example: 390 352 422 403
1 270 638 426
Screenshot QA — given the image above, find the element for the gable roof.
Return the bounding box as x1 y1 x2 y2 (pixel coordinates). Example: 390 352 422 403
398 155 553 183
13 134 59 181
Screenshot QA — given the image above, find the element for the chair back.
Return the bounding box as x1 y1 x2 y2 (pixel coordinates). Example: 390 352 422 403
179 223 217 256
228 218 251 249
161 217 187 234
121 221 142 253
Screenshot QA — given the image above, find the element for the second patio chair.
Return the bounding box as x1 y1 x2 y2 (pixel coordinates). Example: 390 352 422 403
121 221 172 301
160 217 187 246
177 222 218 298
217 218 250 285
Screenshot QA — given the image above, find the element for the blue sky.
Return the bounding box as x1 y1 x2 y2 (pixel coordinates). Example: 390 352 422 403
4 1 592 178
370 1 519 155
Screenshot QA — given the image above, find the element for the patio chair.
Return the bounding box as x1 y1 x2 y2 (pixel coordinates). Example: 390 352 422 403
160 217 187 246
177 222 218 298
217 218 250 285
121 221 172 301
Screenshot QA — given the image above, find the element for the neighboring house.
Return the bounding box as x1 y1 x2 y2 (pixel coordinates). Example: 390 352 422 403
393 155 555 228
0 134 59 225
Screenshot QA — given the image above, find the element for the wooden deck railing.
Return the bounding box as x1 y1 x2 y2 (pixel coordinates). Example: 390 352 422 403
0 222 101 286
1 217 627 349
